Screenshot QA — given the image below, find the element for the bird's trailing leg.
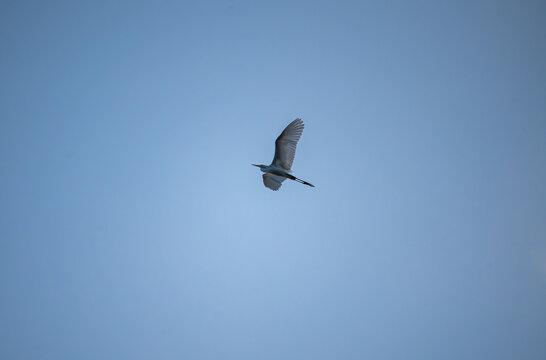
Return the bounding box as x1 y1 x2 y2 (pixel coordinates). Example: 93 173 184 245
284 173 315 187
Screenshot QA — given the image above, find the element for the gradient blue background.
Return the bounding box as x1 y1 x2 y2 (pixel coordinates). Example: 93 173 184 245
1 1 545 359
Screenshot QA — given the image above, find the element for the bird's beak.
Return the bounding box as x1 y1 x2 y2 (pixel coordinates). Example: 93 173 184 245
251 164 259 167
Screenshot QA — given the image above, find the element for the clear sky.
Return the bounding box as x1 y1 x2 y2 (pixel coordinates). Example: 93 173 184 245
1 1 545 359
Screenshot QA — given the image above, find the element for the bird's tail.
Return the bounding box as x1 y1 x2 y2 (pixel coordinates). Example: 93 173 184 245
285 174 315 187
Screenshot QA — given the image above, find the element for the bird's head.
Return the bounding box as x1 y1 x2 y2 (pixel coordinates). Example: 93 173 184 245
251 164 264 169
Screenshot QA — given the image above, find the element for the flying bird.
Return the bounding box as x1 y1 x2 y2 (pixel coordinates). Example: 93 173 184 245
252 118 314 191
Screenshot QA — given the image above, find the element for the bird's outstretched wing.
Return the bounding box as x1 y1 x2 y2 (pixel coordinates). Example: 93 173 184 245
272 118 304 171
262 173 286 191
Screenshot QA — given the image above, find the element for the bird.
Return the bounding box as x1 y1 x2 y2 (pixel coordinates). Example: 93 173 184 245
252 118 314 191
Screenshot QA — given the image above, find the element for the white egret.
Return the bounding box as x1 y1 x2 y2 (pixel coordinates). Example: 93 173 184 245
252 118 314 191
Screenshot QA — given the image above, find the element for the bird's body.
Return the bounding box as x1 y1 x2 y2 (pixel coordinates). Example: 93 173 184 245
252 118 314 191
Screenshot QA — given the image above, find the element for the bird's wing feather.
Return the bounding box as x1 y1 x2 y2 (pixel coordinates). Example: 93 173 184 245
262 173 286 191
272 118 304 171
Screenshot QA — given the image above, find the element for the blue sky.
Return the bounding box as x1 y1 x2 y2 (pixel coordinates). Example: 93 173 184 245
1 1 545 359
